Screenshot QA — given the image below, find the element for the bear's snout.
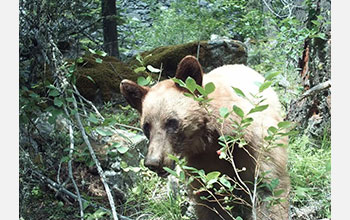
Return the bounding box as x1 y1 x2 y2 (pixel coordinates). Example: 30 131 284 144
144 156 173 177
144 156 161 172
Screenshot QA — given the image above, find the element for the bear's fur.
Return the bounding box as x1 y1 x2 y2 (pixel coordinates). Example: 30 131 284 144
120 56 290 220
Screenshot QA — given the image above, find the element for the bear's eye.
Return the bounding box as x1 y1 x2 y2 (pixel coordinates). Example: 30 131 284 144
165 118 179 134
143 122 151 139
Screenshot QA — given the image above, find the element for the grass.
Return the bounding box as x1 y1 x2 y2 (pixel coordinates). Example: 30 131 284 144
288 127 331 218
122 161 191 220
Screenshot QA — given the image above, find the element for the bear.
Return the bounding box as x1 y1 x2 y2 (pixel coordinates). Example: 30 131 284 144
120 55 290 220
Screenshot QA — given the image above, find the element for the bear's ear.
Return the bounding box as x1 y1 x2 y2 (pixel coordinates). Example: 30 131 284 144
120 79 149 113
175 55 203 87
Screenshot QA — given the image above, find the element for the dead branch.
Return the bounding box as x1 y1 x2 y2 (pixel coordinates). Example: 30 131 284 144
66 106 84 220
72 94 119 220
31 170 133 220
298 80 331 101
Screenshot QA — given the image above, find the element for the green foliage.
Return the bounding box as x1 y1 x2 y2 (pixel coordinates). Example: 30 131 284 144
172 77 216 108
123 160 189 220
288 130 331 218
133 53 161 86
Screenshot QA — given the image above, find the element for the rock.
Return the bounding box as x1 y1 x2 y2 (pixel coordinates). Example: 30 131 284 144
128 39 247 79
76 39 247 103
90 127 148 191
74 54 142 104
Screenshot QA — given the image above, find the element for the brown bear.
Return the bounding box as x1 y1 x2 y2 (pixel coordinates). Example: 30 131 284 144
120 55 290 220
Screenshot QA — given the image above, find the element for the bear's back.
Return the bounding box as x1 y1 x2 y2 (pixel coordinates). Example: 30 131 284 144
203 64 284 139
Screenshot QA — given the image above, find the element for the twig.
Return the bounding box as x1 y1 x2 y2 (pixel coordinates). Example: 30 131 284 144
261 0 290 19
114 122 143 133
65 104 84 220
31 170 133 220
73 85 105 120
298 80 331 101
72 94 119 220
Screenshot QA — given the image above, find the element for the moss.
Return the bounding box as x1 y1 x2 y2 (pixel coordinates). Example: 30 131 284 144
75 40 247 103
75 54 141 102
128 41 209 78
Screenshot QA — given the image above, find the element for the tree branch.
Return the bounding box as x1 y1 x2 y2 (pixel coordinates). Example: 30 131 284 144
298 80 331 101
72 93 119 220
64 105 84 220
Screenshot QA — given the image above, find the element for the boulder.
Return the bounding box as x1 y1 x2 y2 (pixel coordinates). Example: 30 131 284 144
89 127 148 191
75 39 247 103
128 39 247 78
75 54 139 104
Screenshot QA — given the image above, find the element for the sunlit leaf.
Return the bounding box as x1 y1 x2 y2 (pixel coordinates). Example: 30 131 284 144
233 105 244 118
248 104 269 114
185 77 197 93
204 82 215 94
147 65 161 73
232 87 246 98
259 81 272 93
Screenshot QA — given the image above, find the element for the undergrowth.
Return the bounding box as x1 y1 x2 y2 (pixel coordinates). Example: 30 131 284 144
122 161 191 220
288 126 331 219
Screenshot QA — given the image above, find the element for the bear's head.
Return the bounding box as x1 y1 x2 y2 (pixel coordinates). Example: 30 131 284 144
120 56 213 177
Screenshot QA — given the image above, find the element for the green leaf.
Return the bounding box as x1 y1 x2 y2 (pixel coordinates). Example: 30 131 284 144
86 75 95 83
219 176 231 188
204 82 215 94
136 54 143 64
233 105 244 118
179 170 185 181
219 107 230 118
167 154 180 163
82 201 90 211
241 117 253 124
65 97 74 103
137 76 150 86
46 84 57 90
54 97 63 107
134 66 146 73
95 58 103 64
232 87 246 98
259 81 272 93
76 57 84 63
277 121 293 129
88 48 96 54
265 71 281 81
60 156 70 163
88 113 99 124
248 104 269 114
206 171 221 181
172 78 186 87
311 20 320 27
49 89 60 97
147 65 161 73
273 189 285 197
117 146 129 154
185 77 197 93
279 130 299 136
267 126 278 135
196 85 206 96
96 50 107 57
163 167 178 177
95 128 114 136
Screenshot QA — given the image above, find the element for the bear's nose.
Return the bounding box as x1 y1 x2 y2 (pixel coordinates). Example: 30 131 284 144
144 157 161 172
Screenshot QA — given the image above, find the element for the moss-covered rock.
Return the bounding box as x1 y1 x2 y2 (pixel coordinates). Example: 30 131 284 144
128 39 247 78
75 39 247 103
75 54 141 103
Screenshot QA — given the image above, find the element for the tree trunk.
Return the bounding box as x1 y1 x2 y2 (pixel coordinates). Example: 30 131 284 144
102 0 120 58
287 0 331 140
